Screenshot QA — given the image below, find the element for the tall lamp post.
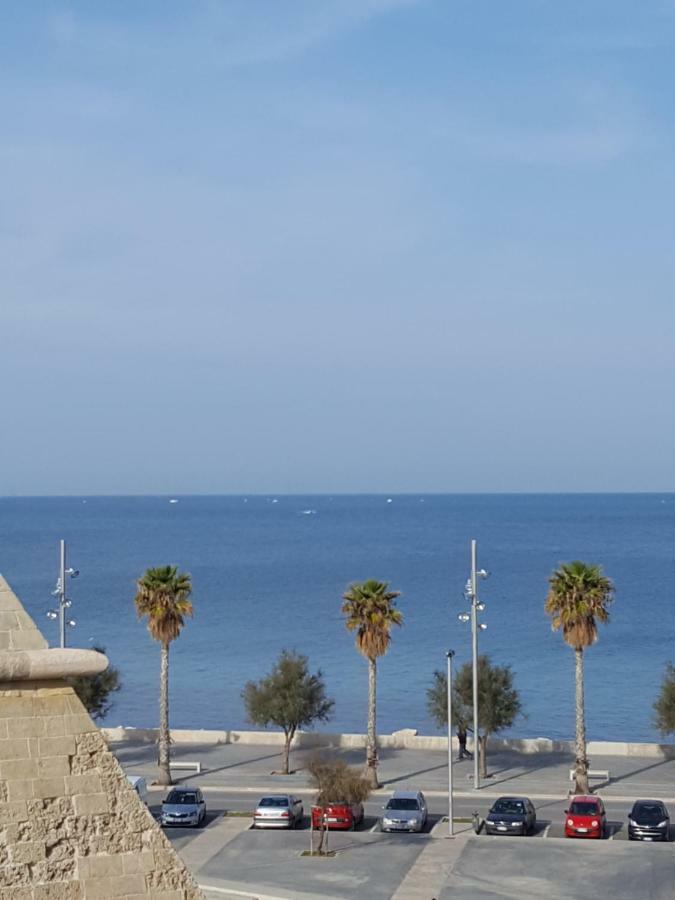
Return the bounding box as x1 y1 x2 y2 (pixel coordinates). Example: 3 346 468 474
47 539 79 648
457 539 488 790
446 649 455 837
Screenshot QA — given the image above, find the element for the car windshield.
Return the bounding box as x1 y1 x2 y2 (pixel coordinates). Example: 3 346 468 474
166 792 197 805
492 800 525 815
634 804 665 822
569 802 599 816
260 797 289 808
387 799 419 811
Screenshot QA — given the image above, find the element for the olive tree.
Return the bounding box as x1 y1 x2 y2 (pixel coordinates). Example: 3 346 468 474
307 755 371 854
453 655 522 778
68 646 121 721
654 663 675 735
426 669 472 731
242 650 334 775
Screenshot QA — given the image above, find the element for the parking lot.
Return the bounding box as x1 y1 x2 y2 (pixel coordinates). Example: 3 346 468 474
149 792 675 899
119 741 675 897
439 835 675 900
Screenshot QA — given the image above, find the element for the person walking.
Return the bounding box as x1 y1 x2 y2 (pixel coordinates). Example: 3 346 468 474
457 725 473 761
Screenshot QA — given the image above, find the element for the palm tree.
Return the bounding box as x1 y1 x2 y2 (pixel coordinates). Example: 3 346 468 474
341 579 402 787
135 565 193 786
545 561 613 794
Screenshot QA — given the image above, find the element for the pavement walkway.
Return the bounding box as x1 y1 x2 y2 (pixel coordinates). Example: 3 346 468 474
111 738 675 803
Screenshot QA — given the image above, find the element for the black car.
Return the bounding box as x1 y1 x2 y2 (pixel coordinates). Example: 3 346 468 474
628 800 670 842
485 796 537 836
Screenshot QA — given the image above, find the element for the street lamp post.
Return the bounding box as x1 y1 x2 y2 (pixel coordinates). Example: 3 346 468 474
458 538 488 791
47 539 79 648
446 649 455 837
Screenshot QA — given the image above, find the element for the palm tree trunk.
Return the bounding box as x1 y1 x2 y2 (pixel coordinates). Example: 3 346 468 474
366 656 379 788
158 640 172 786
574 648 589 794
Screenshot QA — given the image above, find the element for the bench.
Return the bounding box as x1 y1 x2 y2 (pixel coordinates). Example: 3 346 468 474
569 769 610 785
169 761 202 774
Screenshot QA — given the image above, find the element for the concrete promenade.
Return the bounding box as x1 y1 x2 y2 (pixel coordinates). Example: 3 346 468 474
110 737 675 802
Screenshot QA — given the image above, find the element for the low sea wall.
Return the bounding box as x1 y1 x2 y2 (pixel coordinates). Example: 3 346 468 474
101 725 675 759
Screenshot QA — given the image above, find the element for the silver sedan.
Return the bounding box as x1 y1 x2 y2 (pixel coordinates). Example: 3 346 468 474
252 794 304 829
380 790 428 833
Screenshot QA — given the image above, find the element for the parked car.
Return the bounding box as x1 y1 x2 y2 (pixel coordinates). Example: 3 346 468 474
311 802 364 831
161 787 206 828
485 796 537 836
253 794 304 829
628 800 671 842
380 790 428 833
565 795 606 839
126 775 149 806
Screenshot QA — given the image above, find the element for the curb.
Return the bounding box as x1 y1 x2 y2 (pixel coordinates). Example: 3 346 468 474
148 784 675 805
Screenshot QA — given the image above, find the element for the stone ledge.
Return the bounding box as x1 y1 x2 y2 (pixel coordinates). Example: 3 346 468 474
0 649 108 682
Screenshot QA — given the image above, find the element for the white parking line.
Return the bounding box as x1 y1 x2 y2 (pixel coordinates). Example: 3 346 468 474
543 824 551 839
369 822 380 833
200 885 286 900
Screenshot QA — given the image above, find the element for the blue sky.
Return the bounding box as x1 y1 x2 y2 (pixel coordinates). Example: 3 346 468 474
2 1 675 494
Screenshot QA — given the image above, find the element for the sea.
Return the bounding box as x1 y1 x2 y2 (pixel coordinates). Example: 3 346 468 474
1 494 673 744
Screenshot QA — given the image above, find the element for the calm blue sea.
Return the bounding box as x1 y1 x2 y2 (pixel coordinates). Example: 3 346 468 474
1 494 673 743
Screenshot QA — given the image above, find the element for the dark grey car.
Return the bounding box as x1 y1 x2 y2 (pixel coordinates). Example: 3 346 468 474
485 796 536 836
628 800 670 841
161 787 206 827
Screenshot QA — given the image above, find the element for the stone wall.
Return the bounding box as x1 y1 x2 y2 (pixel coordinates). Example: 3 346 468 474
0 574 203 899
101 725 675 760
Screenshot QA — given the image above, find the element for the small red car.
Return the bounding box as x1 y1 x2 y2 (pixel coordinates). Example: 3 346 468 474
565 795 606 839
311 802 364 830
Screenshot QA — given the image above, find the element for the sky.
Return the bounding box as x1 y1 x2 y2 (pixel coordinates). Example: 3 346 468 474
2 0 675 495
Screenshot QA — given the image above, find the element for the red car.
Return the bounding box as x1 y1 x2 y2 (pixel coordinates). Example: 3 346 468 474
311 802 364 831
565 795 606 839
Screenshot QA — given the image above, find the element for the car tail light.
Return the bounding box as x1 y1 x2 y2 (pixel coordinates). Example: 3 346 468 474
280 811 289 817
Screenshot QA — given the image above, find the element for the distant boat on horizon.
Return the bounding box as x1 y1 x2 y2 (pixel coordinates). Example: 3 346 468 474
169 499 179 504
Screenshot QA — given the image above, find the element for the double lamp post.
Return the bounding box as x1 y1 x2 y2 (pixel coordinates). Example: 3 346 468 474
447 538 488 836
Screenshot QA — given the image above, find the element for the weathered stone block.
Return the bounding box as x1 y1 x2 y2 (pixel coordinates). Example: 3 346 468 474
39 736 76 758
0 738 30 759
0 887 32 900
0 696 34 718
34 884 83 900
73 792 109 816
12 717 46 738
0 862 29 886
83 873 146 898
0 800 28 821
37 755 71 778
62 714 96 736
10 840 46 864
33 777 65 799
44 716 66 737
84 854 125 877
31 857 76 883
35 696 70 717
0 757 38 781
122 849 155 875
7 779 34 801
65 772 102 796
9 629 48 650
0 611 19 629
